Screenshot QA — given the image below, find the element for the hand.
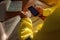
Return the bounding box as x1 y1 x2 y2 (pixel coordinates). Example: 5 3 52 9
20 11 31 18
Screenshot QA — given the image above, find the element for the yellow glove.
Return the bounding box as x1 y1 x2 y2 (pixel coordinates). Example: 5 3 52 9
18 18 33 40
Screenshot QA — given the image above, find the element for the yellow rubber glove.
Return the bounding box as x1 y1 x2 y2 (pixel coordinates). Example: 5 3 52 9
43 6 57 16
18 18 33 40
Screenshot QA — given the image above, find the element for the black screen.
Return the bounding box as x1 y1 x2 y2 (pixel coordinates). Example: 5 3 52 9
28 6 39 16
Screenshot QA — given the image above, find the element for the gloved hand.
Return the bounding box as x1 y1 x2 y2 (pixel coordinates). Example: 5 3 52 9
18 18 33 40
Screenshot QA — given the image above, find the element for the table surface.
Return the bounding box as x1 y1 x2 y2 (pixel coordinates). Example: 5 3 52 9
7 1 22 12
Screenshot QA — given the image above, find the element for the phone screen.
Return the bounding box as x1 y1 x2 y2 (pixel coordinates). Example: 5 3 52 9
28 6 39 16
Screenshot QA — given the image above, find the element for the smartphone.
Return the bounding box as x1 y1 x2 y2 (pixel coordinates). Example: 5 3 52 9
28 6 39 16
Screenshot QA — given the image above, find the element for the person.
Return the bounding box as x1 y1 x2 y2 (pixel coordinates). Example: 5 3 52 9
18 0 51 40
18 0 60 40
33 0 60 40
